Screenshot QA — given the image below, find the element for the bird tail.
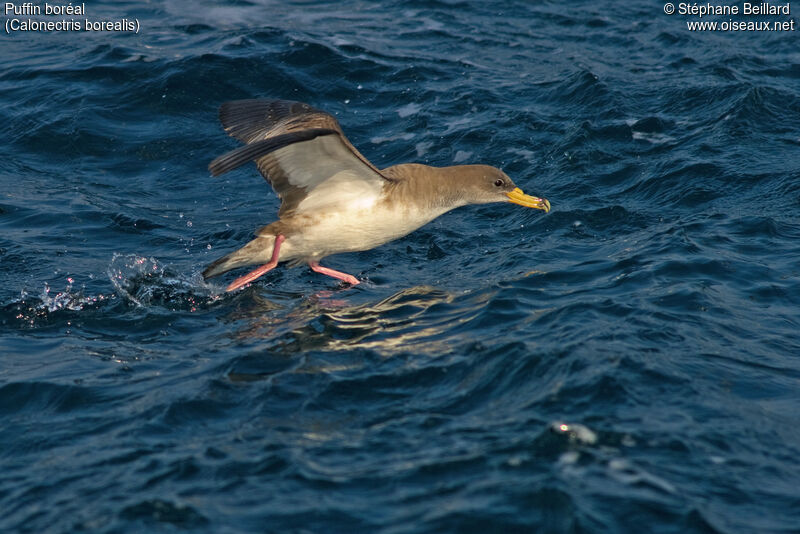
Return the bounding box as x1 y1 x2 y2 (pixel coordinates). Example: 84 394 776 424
202 235 275 279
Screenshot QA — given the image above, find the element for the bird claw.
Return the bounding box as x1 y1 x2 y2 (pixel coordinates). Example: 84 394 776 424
309 261 359 286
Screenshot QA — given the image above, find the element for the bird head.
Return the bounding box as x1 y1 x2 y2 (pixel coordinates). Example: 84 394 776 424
463 165 550 212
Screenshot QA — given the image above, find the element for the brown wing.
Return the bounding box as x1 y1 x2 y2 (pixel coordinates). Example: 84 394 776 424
208 99 393 217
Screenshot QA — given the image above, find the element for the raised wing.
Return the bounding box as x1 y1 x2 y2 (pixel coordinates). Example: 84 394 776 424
208 99 393 217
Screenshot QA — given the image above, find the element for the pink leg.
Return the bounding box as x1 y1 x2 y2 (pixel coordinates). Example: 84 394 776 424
226 235 285 292
308 261 359 285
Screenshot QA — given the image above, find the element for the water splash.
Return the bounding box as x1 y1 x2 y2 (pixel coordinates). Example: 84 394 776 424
3 256 225 330
5 281 114 329
106 253 223 310
107 254 162 306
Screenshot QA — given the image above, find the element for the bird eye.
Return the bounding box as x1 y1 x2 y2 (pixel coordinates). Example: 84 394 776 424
494 179 504 187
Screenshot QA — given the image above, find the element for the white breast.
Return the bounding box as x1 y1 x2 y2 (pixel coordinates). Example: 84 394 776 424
295 169 383 213
279 203 451 262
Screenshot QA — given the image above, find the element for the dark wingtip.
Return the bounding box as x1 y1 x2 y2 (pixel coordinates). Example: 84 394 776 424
208 128 338 177
218 99 321 141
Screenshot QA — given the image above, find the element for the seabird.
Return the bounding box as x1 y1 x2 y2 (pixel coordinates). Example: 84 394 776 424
204 99 550 291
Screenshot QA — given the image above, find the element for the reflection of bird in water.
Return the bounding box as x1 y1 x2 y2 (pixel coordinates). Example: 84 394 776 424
203 99 551 291
225 285 471 364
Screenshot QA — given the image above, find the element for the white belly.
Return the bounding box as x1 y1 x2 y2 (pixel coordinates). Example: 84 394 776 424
278 204 447 262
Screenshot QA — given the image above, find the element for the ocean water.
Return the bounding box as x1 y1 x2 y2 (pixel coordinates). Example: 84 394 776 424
2 0 800 531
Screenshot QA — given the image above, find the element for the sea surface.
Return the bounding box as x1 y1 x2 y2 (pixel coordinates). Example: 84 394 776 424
2 1 800 532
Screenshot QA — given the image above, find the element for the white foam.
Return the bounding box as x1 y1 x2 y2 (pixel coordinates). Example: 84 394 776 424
397 103 422 118
632 131 674 145
370 132 415 145
415 141 433 158
552 421 598 444
453 150 472 163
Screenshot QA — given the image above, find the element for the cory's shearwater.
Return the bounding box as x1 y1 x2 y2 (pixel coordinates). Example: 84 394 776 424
204 99 550 291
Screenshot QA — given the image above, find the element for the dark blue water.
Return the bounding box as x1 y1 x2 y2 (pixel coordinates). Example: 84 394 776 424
2 1 800 532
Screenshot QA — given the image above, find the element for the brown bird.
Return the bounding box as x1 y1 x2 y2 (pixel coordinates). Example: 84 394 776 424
204 99 550 291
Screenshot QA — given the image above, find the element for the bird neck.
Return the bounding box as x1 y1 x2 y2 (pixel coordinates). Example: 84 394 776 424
384 164 468 212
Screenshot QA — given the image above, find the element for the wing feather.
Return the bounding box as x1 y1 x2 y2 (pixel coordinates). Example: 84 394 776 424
208 128 337 177
209 99 393 217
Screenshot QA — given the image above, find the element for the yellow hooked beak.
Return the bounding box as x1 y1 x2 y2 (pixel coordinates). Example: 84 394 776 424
507 187 550 213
